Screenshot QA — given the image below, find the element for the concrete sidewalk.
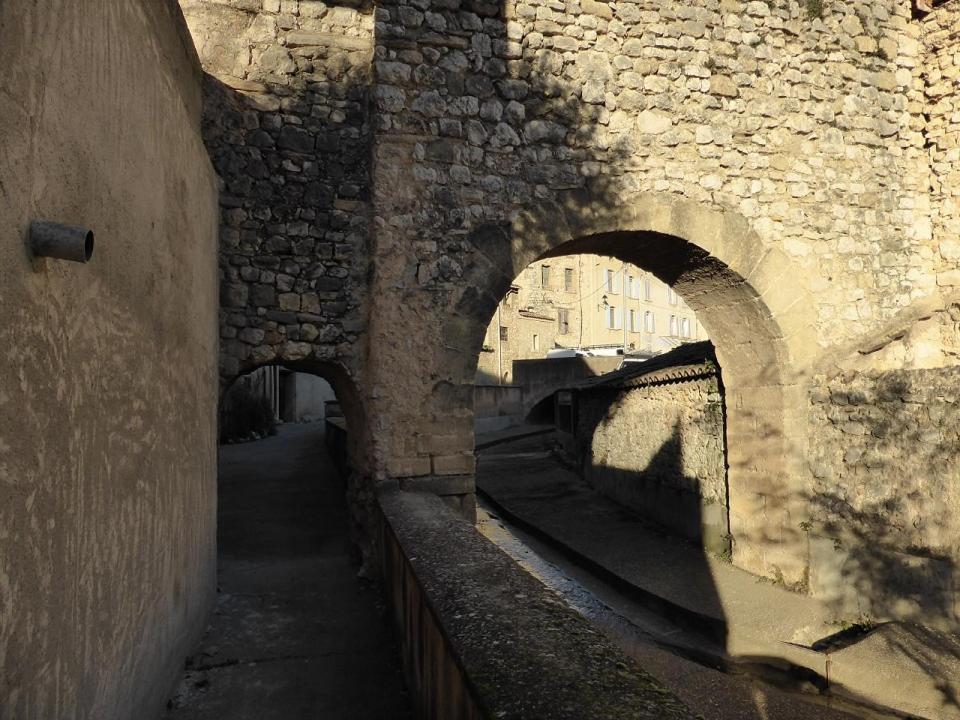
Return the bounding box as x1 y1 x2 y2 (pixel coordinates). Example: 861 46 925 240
165 424 411 720
477 431 960 720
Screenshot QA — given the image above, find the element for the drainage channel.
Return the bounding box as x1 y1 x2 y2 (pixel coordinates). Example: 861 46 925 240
477 500 906 720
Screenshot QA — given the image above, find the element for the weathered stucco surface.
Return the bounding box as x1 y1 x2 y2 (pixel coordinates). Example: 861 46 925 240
0 1 219 717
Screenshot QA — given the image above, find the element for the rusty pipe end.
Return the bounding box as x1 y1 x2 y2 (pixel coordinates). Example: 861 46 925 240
30 220 94 263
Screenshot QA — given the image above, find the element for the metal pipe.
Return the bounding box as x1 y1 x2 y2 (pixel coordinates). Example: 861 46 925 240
30 220 94 263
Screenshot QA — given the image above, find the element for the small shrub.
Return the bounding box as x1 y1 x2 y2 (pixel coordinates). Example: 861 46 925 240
220 379 276 443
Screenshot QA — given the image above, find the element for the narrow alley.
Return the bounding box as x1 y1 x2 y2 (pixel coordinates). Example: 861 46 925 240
164 424 411 720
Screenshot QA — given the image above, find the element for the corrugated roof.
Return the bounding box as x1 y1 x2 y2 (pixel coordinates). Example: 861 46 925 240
572 340 717 391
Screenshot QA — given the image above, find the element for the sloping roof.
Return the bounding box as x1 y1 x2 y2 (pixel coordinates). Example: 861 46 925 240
573 340 717 391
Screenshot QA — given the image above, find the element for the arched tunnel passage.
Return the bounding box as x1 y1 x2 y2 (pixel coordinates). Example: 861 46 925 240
166 362 411 718
464 202 808 586
525 394 558 426
475 245 730 553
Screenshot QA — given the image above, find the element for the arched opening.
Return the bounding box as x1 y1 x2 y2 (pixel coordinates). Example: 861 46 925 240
464 195 810 586
220 366 339 443
524 395 558 426
475 247 727 547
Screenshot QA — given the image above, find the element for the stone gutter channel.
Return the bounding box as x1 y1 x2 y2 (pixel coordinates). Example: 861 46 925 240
473 430 960 720
476 491 893 720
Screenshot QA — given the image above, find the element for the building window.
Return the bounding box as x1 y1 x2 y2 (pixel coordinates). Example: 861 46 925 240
626 275 634 298
644 311 654 333
669 315 678 336
564 267 574 292
605 269 614 292
533 334 540 351
681 318 691 338
541 265 550 287
644 279 652 301
629 309 637 332
558 308 570 335
668 287 679 305
500 326 508 341
607 305 620 329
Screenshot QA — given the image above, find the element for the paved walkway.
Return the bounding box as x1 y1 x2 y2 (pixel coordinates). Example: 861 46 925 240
165 424 411 720
477 430 960 720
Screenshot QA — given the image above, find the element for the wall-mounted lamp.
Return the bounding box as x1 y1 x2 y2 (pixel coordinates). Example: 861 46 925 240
30 220 94 263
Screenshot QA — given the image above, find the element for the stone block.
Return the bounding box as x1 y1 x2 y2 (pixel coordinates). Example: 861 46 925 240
432 453 477 476
278 125 315 153
388 456 432 478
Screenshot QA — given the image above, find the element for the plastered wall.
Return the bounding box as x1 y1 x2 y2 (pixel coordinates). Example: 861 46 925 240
0 1 219 717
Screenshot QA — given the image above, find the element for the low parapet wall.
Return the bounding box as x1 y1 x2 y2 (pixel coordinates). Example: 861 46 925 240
377 488 697 720
512 356 623 416
474 385 524 433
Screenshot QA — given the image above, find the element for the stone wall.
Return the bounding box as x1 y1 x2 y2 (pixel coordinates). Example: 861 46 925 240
512 355 622 414
573 370 728 553
807 301 960 626
181 0 960 595
923 1 960 286
363 0 946 586
0 2 219 717
180 0 374 381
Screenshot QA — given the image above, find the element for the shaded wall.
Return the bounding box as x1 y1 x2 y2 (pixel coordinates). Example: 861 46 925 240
574 374 728 554
473 384 524 433
179 0 374 381
0 1 219 717
808 363 960 628
284 372 337 422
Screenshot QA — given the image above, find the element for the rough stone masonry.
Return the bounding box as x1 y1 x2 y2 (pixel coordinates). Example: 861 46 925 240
181 0 960 626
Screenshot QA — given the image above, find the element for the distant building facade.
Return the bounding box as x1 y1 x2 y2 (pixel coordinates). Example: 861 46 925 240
477 254 707 384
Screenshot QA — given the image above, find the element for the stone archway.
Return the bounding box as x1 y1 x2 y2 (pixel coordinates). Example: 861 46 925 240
219 358 378 559
465 191 814 585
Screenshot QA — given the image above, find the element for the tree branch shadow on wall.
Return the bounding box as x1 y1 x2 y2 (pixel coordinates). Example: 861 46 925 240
579 399 730 559
560 357 960 714
802 370 960 713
